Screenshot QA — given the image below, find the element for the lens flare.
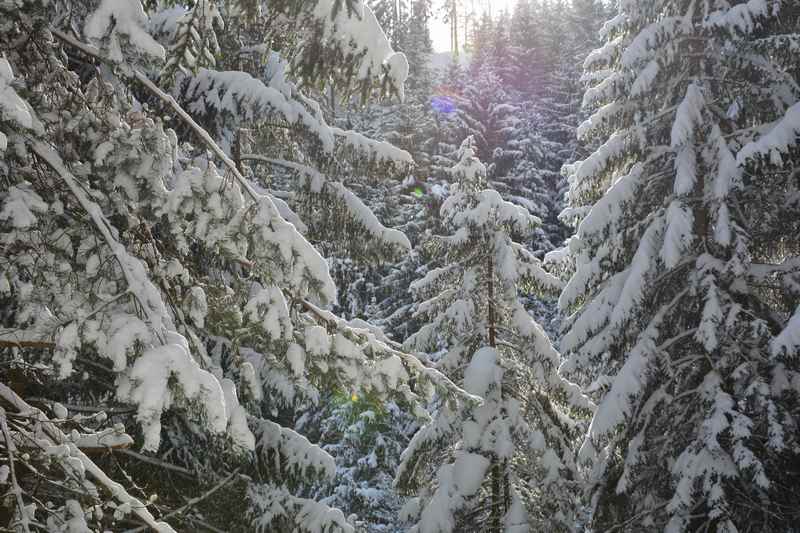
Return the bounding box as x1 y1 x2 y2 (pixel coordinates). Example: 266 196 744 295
431 96 456 114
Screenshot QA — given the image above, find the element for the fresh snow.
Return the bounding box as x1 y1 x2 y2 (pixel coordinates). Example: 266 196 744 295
84 0 166 62
463 347 500 397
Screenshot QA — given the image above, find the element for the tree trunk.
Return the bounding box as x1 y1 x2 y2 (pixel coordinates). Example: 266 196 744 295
487 255 504 532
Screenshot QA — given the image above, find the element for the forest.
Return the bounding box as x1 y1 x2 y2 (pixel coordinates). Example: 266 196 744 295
0 0 799 532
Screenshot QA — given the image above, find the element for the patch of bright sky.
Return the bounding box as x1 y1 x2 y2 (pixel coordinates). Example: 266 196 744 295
430 0 518 52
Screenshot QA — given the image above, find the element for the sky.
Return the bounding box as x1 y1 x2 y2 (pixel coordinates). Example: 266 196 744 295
429 0 518 52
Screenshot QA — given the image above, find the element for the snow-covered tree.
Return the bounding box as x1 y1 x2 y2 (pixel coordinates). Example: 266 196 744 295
561 1 800 530
429 59 467 182
322 0 445 347
384 0 437 173
396 138 591 533
0 1 473 530
456 63 517 177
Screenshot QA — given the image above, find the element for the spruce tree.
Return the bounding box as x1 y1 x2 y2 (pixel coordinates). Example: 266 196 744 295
396 138 590 533
562 1 800 530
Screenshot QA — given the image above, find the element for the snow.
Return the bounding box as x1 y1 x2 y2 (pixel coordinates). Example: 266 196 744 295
249 483 354 533
0 384 175 532
696 279 723 352
253 418 336 478
186 68 338 152
85 0 166 63
575 163 644 241
241 361 263 402
221 379 256 451
119 332 228 451
448 138 487 184
0 57 33 150
674 146 697 195
714 203 732 246
53 321 80 378
0 183 48 228
270 194 308 234
577 102 621 140
705 0 771 34
148 5 186 40
463 347 500 397
331 126 414 168
72 426 134 450
584 36 622 70
105 313 152 371
504 492 530 533
311 0 409 100
738 100 800 163
374 354 408 391
661 200 694 269
164 1 223 71
772 305 800 357
671 83 705 148
286 343 306 377
451 452 491 497
630 59 660 97
712 125 741 199
185 286 208 328
53 403 69 419
306 325 332 356
626 18 686 70
31 141 174 334
399 497 421 522
415 453 491 533
585 320 659 444
568 130 632 194
328 181 412 252
663 368 759 532
249 196 337 304
600 13 627 38
244 285 293 341
445 189 535 238
609 218 663 329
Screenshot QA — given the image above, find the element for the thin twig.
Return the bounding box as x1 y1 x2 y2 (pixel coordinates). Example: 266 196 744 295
0 407 32 533
121 468 241 533
0 384 174 532
117 449 195 478
23 399 136 415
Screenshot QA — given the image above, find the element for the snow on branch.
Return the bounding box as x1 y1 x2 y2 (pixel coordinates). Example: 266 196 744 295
737 101 800 164
0 383 176 532
0 57 36 151
242 155 411 258
252 418 336 479
181 68 413 169
282 0 409 101
85 0 166 64
31 140 172 336
772 306 800 358
248 483 354 533
704 0 776 34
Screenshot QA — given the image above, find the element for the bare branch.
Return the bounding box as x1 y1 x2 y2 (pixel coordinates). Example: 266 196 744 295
0 407 31 533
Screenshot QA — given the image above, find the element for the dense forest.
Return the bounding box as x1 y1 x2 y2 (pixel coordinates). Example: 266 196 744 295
1 0 799 532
